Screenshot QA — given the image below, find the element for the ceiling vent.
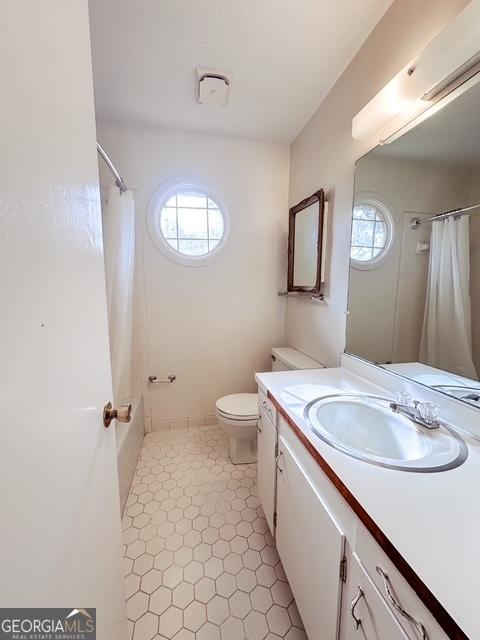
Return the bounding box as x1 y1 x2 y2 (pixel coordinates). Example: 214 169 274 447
195 67 232 106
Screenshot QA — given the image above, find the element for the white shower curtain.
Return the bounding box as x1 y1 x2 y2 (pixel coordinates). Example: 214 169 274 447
420 216 478 380
103 186 136 404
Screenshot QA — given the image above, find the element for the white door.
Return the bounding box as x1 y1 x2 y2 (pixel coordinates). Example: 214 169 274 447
0 3 127 639
276 435 345 640
257 403 277 534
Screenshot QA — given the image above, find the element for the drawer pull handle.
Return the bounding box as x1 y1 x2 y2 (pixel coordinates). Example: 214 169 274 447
350 587 364 630
262 399 274 419
275 451 284 473
256 417 262 433
376 567 428 639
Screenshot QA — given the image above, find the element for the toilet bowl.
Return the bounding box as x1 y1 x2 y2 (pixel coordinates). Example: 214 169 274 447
216 393 259 464
216 347 324 464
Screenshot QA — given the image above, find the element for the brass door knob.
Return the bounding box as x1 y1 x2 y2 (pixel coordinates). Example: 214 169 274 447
103 402 132 428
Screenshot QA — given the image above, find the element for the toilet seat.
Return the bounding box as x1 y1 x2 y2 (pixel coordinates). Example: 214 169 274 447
216 393 259 421
216 393 259 464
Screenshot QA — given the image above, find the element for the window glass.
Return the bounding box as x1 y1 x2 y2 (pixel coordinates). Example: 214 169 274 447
350 202 392 266
158 189 226 258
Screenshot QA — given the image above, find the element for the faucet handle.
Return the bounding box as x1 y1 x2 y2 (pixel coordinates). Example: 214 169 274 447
417 401 440 425
395 391 412 406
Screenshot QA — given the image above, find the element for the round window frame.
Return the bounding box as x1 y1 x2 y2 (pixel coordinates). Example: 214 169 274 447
350 194 395 271
147 180 230 267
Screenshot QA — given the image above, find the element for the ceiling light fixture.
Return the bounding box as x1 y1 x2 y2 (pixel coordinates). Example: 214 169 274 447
352 0 480 143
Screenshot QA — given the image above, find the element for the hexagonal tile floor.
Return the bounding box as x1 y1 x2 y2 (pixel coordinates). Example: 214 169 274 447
122 423 307 640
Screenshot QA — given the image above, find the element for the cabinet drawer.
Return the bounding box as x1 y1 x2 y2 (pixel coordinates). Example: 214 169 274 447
340 552 409 640
258 389 276 426
355 525 449 640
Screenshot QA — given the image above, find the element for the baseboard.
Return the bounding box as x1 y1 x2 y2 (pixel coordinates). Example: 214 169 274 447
150 415 218 431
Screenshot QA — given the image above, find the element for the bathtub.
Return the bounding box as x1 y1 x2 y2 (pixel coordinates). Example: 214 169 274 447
116 396 144 513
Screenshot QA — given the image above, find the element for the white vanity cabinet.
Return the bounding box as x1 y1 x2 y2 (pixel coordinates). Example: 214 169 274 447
254 397 455 640
355 524 449 640
257 392 277 534
340 553 409 640
275 434 346 640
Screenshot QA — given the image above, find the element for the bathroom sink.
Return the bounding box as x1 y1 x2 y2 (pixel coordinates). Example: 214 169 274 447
304 394 468 472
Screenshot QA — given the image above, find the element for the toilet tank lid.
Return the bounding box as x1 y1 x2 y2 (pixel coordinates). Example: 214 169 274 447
272 347 325 370
216 393 259 417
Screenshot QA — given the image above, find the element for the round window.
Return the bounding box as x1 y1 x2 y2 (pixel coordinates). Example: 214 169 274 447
147 182 229 266
350 197 394 269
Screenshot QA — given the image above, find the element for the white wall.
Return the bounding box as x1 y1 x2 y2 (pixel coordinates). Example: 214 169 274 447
286 0 469 366
98 123 289 427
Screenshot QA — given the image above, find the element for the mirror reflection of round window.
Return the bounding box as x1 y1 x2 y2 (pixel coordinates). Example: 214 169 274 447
350 198 394 269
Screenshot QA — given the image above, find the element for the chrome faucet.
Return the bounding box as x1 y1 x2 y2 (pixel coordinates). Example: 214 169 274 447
389 395 440 430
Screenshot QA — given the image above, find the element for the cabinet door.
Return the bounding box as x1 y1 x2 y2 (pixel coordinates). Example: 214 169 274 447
355 524 448 640
340 554 409 640
276 435 345 640
257 404 277 534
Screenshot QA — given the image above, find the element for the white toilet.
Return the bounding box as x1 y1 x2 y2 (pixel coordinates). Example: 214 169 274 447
216 347 324 464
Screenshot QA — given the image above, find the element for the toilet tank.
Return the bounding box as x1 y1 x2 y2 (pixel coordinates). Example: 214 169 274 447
271 347 325 371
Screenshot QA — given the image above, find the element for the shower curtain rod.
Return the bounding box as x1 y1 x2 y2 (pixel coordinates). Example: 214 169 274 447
410 203 480 229
96 141 128 193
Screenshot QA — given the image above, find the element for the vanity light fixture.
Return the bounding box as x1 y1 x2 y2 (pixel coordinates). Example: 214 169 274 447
352 0 480 143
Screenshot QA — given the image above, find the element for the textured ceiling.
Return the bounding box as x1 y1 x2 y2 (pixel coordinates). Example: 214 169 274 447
88 0 393 143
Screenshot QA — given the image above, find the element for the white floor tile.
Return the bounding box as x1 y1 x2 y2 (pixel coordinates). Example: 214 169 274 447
124 424 306 639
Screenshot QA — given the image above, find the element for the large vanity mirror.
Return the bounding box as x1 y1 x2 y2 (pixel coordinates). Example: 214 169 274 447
346 76 480 408
287 189 325 295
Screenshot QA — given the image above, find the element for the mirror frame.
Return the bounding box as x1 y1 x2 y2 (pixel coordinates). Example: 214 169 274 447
287 188 325 294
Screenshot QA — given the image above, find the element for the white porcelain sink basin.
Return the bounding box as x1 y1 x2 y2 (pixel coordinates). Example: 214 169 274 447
304 394 468 472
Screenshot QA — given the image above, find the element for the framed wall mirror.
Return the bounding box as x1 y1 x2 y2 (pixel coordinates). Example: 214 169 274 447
287 189 325 295
346 73 480 409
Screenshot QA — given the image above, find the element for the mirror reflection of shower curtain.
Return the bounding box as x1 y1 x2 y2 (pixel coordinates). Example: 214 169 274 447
103 187 136 404
420 216 478 380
